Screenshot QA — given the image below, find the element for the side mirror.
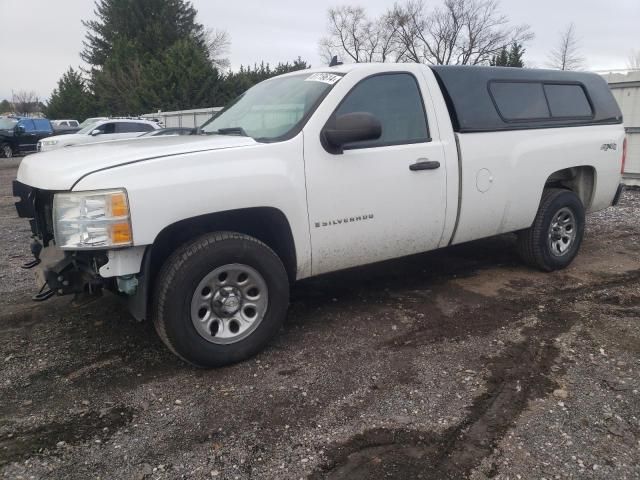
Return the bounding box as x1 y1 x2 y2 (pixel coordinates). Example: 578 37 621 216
15 125 25 135
322 112 382 154
90 129 101 136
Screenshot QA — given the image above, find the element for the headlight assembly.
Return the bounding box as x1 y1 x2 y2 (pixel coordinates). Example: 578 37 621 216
53 189 132 249
42 139 59 146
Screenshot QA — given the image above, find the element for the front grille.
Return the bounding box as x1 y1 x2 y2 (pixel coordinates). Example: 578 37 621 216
13 180 55 246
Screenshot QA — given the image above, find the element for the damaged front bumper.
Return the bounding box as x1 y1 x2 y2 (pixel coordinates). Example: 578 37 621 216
13 180 146 302
28 244 106 301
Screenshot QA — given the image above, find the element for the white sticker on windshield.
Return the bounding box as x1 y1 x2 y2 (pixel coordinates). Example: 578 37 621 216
305 73 342 85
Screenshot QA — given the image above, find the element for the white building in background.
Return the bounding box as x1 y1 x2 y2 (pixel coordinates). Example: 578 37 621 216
602 70 640 186
141 107 222 129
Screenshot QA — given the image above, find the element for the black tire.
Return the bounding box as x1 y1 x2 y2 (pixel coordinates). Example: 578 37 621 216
1 144 13 158
517 188 585 272
152 232 290 368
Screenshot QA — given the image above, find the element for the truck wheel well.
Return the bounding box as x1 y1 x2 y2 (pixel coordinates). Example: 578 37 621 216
544 166 595 210
148 207 297 287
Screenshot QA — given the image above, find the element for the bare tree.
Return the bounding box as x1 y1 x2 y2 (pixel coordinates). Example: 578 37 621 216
319 6 399 64
206 29 231 70
628 50 640 70
387 0 532 65
547 23 584 71
12 90 40 116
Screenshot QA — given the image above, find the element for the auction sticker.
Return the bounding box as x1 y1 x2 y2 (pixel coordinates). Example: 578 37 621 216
305 73 342 85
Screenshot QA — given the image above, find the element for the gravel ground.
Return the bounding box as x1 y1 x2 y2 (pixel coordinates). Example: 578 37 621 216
0 157 639 479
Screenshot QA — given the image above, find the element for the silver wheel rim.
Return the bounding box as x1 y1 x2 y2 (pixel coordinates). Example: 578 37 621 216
547 207 577 257
190 263 268 345
2 146 11 158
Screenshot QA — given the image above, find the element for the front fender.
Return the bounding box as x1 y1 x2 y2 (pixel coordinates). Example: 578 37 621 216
72 135 312 279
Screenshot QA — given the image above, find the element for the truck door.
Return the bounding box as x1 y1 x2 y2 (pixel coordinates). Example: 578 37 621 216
16 119 37 153
33 119 53 145
303 71 448 275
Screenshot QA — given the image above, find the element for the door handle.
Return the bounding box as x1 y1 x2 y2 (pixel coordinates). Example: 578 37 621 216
409 159 440 171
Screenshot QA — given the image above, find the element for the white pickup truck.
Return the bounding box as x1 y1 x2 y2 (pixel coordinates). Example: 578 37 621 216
14 63 625 367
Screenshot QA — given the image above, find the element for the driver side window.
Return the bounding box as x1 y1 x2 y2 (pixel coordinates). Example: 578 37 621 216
96 122 116 134
18 120 36 133
334 73 430 149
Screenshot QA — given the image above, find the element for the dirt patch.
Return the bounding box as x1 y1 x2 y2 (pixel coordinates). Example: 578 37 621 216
312 306 575 479
0 406 135 467
1 159 639 479
312 267 640 480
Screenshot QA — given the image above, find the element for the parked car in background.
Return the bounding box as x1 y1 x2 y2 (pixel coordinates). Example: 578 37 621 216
52 119 79 128
37 118 160 151
139 127 194 137
1 117 54 157
51 119 81 135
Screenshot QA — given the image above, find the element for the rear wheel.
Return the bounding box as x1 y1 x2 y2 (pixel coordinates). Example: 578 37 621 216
152 232 290 367
1 144 12 158
517 188 585 271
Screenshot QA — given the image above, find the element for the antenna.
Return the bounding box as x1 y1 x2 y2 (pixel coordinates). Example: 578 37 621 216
329 55 343 67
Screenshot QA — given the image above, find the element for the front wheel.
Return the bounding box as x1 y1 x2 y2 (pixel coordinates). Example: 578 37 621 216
152 232 290 367
517 188 585 271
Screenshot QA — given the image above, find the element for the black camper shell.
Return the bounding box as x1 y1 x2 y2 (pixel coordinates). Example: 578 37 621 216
430 66 623 133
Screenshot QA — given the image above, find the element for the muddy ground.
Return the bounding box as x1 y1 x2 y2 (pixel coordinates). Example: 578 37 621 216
0 157 639 479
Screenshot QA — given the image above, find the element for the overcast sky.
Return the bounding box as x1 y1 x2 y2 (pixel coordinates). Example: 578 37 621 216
0 0 638 102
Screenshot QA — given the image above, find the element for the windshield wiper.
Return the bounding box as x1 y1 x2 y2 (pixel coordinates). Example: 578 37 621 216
213 127 248 137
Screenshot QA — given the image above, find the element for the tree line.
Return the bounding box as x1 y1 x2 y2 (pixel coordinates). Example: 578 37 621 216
318 1 595 71
8 0 636 121
319 1 533 66
43 0 309 120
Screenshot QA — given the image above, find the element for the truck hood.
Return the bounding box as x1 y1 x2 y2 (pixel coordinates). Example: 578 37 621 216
17 135 257 190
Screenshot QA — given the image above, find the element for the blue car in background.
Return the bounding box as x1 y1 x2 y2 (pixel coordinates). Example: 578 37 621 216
0 117 54 158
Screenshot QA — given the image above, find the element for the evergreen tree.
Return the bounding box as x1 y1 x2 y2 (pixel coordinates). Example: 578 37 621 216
507 42 525 68
82 0 206 68
0 99 11 113
142 39 225 111
219 57 310 104
490 42 525 67
83 0 218 115
490 46 510 66
44 67 93 120
91 40 147 115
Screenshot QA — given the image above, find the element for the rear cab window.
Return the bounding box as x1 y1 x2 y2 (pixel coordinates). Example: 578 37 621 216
489 81 593 122
543 84 593 118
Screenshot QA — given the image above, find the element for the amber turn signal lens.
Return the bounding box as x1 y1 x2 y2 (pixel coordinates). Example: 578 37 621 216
110 222 132 244
110 192 129 217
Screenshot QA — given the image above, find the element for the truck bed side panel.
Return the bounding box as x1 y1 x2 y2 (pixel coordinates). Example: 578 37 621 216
452 124 624 245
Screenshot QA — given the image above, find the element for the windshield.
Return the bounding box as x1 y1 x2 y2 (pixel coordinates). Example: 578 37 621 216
79 118 104 129
201 72 343 141
77 122 99 135
0 118 17 130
